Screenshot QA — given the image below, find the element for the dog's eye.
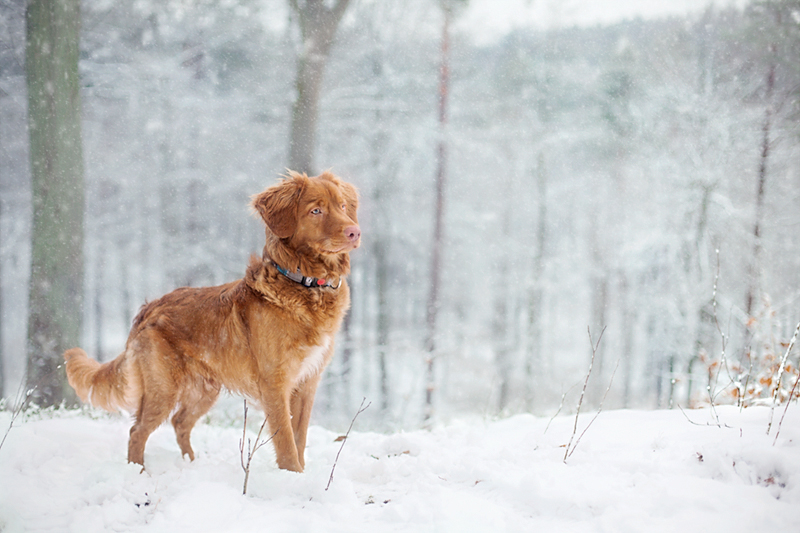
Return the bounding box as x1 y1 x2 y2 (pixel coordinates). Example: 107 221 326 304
311 208 322 215
341 204 347 211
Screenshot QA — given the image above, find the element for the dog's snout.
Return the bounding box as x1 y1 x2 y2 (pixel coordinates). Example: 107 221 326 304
345 225 361 243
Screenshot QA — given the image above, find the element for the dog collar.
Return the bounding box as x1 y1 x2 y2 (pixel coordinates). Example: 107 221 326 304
273 263 340 289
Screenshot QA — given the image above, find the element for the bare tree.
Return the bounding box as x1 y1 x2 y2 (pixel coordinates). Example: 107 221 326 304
288 0 352 175
423 0 452 424
745 47 776 318
367 18 393 415
525 152 548 410
25 0 85 407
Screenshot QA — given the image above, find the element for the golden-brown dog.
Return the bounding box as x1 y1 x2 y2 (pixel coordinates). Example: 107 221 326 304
64 171 360 472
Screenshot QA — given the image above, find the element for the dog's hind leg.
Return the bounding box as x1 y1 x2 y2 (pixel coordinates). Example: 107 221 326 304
126 335 180 467
128 391 177 467
171 377 220 461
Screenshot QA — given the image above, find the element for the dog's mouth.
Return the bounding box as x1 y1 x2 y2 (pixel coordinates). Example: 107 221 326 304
322 241 359 255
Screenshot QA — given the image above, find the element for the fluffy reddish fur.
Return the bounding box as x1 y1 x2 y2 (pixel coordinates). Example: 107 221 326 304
64 171 360 472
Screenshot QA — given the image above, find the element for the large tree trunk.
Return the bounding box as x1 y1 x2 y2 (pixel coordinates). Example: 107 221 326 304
0 199 3 399
25 0 85 407
288 0 351 175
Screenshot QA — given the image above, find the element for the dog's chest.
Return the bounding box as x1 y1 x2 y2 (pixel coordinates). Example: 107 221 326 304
295 335 330 385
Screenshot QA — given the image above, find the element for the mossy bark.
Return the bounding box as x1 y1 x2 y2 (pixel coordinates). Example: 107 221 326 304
25 0 85 407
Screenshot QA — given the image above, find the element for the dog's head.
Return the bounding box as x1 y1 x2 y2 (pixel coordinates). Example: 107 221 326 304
252 171 361 257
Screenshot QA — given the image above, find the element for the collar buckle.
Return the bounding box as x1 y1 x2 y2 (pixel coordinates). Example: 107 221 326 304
274 263 339 290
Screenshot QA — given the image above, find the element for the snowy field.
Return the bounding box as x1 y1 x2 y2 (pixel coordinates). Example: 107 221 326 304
1 404 798 533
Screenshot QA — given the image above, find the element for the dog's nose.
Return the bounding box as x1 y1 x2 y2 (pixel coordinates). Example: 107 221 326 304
345 225 361 243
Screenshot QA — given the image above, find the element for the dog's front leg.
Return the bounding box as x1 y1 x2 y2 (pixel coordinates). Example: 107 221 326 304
260 385 303 472
290 373 322 470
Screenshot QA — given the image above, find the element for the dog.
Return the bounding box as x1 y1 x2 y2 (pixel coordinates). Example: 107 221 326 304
64 171 360 472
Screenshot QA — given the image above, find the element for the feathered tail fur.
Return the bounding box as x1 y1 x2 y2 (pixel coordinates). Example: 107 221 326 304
64 348 140 412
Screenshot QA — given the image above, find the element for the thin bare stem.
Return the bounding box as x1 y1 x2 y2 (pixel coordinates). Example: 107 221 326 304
707 249 735 424
767 321 800 436
773 367 800 446
0 378 36 453
326 397 370 491
568 358 619 459
676 402 734 429
240 400 278 495
545 380 581 435
0 361 60 453
564 326 606 463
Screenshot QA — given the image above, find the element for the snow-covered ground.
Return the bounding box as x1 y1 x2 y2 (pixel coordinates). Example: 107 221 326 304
1 404 798 532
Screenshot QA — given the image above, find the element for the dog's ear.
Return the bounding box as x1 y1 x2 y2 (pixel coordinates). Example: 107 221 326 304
252 174 306 238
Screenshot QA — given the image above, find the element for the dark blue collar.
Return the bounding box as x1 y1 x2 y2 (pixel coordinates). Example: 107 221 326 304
274 263 340 289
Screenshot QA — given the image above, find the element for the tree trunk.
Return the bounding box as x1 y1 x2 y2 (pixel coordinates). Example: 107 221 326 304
288 0 351 175
618 274 635 407
339 292 353 413
93 239 104 362
424 4 451 424
0 199 3 399
525 152 547 410
494 290 511 412
494 152 518 414
375 238 390 413
372 122 391 415
25 0 85 407
745 54 776 318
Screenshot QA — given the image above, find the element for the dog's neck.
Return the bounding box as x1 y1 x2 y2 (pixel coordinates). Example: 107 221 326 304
261 232 351 280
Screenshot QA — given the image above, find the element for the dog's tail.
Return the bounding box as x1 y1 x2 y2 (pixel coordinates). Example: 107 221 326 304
64 348 139 412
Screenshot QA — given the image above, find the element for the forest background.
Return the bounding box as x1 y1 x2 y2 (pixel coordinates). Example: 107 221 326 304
0 0 799 431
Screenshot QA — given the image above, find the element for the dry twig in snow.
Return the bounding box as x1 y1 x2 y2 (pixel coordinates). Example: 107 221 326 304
773 360 800 446
240 400 278 495
568 358 619 460
767 321 800 437
0 364 54 453
708 249 735 420
563 326 606 463
545 380 581 435
0 384 34 453
326 397 370 491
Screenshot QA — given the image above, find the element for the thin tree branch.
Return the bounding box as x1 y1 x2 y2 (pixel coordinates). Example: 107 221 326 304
567 358 619 459
767 321 800 436
0 375 37 453
326 397 370 491
676 402 734 429
773 366 800 446
1 360 69 453
544 380 581 435
564 326 606 463
707 249 736 423
240 400 278 495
